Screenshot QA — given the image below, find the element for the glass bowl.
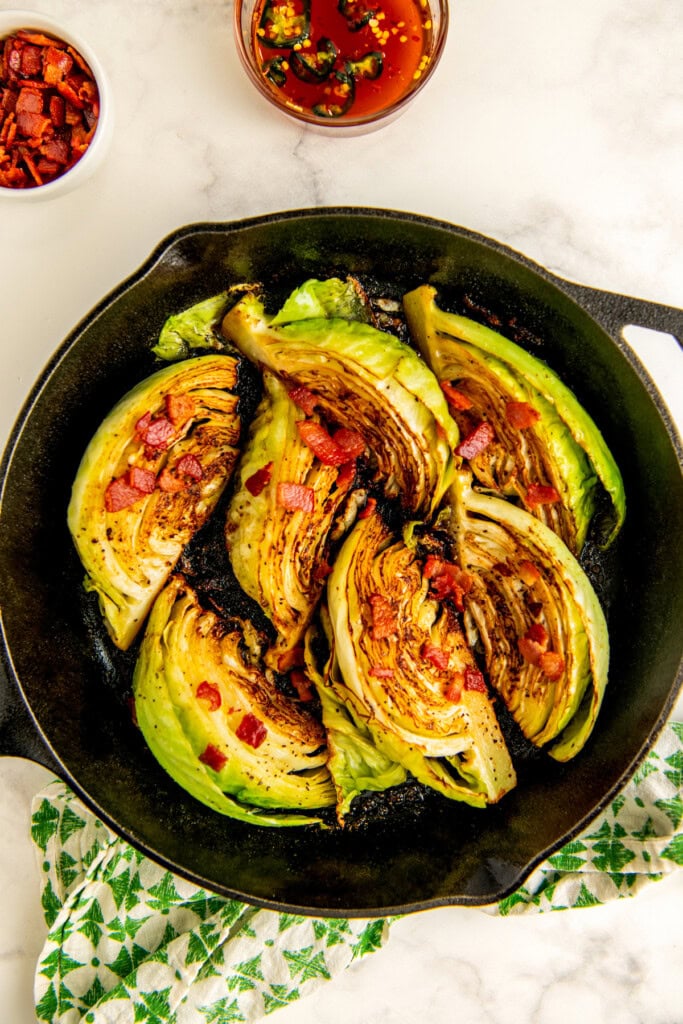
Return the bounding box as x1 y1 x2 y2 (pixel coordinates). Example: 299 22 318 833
0 9 113 200
233 0 449 133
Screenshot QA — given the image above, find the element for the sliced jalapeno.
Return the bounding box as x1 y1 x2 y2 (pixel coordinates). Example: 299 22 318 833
263 55 288 87
258 0 311 48
346 50 384 80
291 37 338 83
312 70 355 117
338 0 376 31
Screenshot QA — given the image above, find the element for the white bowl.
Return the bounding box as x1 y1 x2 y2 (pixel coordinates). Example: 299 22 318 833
0 9 113 200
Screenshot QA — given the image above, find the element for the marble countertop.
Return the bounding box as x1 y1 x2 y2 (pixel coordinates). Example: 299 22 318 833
1 0 681 1020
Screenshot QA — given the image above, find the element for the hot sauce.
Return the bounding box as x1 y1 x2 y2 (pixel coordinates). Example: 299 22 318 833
252 0 434 120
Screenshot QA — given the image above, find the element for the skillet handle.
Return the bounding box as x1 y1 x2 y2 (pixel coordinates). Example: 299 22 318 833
0 661 62 775
562 281 683 349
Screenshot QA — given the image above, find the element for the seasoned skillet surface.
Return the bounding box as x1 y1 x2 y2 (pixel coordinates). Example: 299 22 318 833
1 210 681 915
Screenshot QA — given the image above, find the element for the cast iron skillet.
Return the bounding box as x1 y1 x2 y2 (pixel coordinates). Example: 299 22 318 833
1 208 682 917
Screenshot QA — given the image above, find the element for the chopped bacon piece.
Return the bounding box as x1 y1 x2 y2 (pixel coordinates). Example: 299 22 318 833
505 401 541 429
297 420 351 466
421 642 450 670
455 421 495 460
440 380 473 411
290 670 314 701
277 647 305 672
423 555 472 610
368 593 397 640
525 622 549 647
526 483 561 507
128 466 156 494
335 460 356 491
332 427 366 459
196 681 222 711
138 415 175 450
276 482 315 512
445 674 464 702
0 30 99 189
104 477 147 513
358 497 377 519
519 559 541 584
313 560 333 582
538 651 565 681
157 468 186 493
175 454 203 480
245 461 273 496
369 666 395 679
236 712 268 749
493 561 513 577
165 392 196 427
199 743 227 772
464 666 487 692
287 384 318 415
518 623 550 666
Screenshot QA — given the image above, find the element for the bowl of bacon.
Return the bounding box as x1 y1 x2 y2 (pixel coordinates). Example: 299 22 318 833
0 10 112 198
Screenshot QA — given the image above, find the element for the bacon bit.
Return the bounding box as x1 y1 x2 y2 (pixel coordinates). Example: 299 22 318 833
0 29 99 190
538 650 565 681
276 482 315 512
287 384 318 416
518 623 550 666
313 560 333 582
104 476 147 513
128 466 156 494
332 427 366 459
526 483 562 507
525 622 549 646
519 559 541 585
175 454 203 480
277 647 305 672
368 593 397 640
423 555 472 611
464 666 487 692
157 468 186 493
196 681 222 711
199 743 228 771
236 712 268 749
505 401 541 429
440 380 473 411
493 561 513 577
455 421 495 460
421 642 450 670
358 497 377 519
335 460 356 491
445 674 464 702
245 461 274 496
290 670 314 701
369 666 395 679
165 392 196 427
297 420 353 466
138 415 175 450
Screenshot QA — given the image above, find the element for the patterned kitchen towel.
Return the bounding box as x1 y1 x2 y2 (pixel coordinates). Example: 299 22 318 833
31 721 682 1023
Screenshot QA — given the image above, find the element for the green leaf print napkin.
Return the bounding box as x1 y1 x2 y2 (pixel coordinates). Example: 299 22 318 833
31 722 682 1024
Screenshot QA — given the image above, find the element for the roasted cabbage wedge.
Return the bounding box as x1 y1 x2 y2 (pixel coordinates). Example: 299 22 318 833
304 614 409 823
226 370 363 668
325 511 517 809
68 356 241 650
221 279 459 516
403 285 625 551
133 575 335 825
448 471 609 762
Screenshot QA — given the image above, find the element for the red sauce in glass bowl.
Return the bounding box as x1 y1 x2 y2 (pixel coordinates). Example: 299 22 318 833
251 0 434 121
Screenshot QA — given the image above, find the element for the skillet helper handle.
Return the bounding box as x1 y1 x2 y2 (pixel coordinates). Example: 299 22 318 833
564 282 683 349
0 661 62 775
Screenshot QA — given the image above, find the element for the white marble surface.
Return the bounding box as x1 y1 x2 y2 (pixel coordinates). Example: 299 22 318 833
1 0 682 1020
